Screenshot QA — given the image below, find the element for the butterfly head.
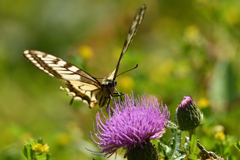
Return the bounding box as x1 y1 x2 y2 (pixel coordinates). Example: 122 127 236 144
102 78 117 88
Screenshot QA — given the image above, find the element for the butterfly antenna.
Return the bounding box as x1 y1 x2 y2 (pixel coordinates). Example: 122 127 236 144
116 63 138 78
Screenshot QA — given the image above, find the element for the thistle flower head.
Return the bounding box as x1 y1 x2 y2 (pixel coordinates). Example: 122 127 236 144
177 96 202 131
90 93 170 157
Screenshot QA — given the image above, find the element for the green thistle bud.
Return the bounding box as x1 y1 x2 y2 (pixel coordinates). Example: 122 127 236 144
127 139 159 160
177 96 202 131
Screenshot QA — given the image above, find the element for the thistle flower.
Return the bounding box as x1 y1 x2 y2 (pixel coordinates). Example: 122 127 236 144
90 93 170 158
177 96 202 132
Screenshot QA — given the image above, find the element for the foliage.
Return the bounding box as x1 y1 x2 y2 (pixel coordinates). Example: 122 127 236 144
1 0 240 159
157 112 236 160
158 118 186 160
235 141 240 151
23 138 52 160
158 114 199 159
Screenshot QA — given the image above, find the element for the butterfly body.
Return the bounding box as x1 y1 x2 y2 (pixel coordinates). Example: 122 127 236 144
23 4 146 108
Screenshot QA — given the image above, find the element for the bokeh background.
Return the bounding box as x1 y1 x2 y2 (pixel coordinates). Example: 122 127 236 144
1 0 240 159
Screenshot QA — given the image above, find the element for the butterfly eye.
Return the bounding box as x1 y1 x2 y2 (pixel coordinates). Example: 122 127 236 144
109 80 117 87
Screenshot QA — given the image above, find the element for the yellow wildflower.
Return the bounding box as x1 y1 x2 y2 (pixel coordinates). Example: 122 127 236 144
214 131 226 141
118 76 134 92
32 143 49 153
32 143 43 152
223 7 240 25
197 97 209 109
184 25 202 45
78 45 93 61
43 144 50 153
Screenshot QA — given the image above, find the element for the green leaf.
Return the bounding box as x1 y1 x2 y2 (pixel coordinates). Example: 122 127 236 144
23 145 31 160
46 154 51 160
36 153 49 160
187 135 199 159
158 113 187 160
37 137 44 144
235 141 240 151
209 61 237 112
31 140 38 147
188 135 198 154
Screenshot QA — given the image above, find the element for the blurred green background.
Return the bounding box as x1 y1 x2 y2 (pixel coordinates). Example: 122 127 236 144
1 0 240 159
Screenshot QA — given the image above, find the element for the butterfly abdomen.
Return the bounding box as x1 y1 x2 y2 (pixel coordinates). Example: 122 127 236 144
98 84 115 107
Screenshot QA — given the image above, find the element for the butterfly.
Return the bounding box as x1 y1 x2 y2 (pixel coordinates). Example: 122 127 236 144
22 4 146 108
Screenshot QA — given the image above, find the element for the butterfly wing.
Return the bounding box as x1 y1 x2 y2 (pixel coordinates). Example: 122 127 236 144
23 50 102 108
22 4 147 108
112 4 146 81
98 5 146 106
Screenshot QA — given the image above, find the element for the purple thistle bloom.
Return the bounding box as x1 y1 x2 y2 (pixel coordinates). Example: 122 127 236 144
178 96 194 109
90 93 170 157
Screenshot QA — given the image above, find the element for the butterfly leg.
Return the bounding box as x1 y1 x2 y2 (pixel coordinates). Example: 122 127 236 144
103 86 115 108
112 92 124 96
113 86 124 101
70 97 74 105
107 98 111 108
114 87 121 96
112 92 124 101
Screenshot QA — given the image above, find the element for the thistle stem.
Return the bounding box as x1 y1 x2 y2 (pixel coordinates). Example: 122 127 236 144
189 129 195 141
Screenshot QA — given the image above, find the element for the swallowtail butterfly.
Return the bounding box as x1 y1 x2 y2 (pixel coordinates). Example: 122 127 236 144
23 4 146 108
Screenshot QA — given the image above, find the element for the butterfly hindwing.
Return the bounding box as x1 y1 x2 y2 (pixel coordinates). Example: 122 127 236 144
23 50 101 108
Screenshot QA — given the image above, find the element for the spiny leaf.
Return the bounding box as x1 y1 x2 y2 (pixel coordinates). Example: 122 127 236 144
158 113 187 160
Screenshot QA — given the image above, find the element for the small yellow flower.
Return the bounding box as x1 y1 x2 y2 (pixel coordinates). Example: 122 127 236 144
223 7 240 25
32 143 49 153
184 25 199 39
184 25 202 45
78 45 93 61
43 144 50 153
118 76 134 92
32 143 43 152
214 131 226 141
197 97 209 109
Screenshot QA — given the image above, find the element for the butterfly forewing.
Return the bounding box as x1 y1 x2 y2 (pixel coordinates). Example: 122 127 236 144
112 4 146 81
23 50 101 108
